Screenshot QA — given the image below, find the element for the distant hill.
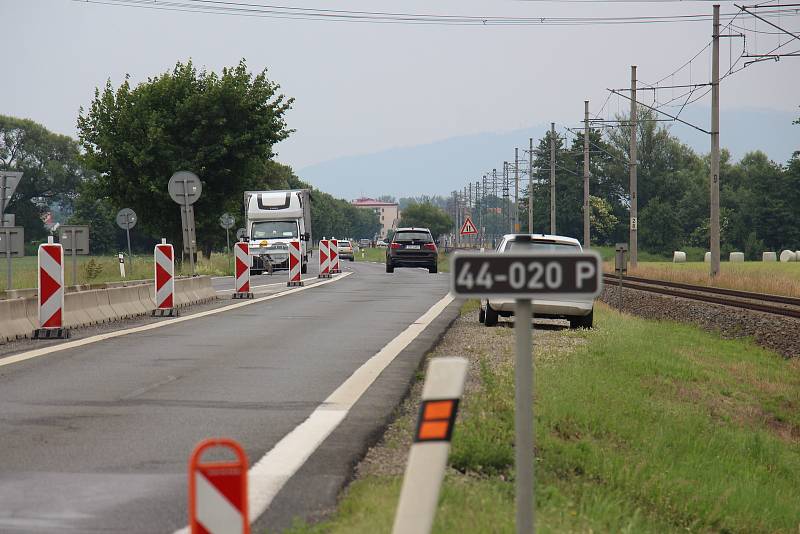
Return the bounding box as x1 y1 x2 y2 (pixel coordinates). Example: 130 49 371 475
295 107 798 199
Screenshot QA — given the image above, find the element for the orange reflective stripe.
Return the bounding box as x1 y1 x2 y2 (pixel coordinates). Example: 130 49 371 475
418 421 449 441
423 400 454 421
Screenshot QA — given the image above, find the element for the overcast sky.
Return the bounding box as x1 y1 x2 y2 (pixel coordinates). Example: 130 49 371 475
3 0 798 171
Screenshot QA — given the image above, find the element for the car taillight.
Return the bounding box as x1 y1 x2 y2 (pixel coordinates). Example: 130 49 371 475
390 243 401 249
423 243 437 251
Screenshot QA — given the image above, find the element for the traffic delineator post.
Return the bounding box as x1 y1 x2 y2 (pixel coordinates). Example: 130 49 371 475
233 242 254 299
318 238 331 279
189 438 249 534
287 240 303 287
33 239 69 339
330 238 340 274
392 357 468 534
152 240 177 317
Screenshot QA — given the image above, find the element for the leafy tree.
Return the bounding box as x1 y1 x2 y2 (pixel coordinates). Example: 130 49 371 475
77 59 293 256
0 115 84 239
398 202 452 239
589 195 619 245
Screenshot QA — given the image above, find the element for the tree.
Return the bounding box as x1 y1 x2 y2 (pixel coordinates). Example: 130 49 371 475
0 115 84 239
398 202 452 239
589 196 619 245
77 59 293 256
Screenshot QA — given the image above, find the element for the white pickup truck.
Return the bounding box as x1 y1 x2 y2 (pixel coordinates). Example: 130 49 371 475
243 189 312 274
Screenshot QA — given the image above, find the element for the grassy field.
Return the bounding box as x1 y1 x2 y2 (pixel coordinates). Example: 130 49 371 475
0 252 233 290
355 247 450 272
287 302 800 533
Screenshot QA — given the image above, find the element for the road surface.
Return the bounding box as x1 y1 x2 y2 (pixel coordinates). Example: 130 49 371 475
0 261 457 532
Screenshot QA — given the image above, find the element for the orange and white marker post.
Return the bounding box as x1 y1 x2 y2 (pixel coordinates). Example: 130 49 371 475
330 238 340 274
287 239 303 287
233 242 253 299
318 238 331 279
152 239 177 317
33 237 69 339
189 438 249 534
392 357 468 534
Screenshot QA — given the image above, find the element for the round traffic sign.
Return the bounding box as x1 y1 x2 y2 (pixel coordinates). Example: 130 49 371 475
236 228 247 241
168 171 202 205
219 213 235 230
116 208 137 230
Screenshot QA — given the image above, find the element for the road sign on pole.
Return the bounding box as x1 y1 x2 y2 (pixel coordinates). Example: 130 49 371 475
0 171 22 228
168 171 202 276
59 225 90 287
451 247 601 534
0 226 24 291
459 216 477 236
116 208 137 260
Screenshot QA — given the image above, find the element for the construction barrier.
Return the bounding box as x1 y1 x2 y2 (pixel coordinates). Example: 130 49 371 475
33 241 69 339
233 242 254 299
189 438 249 534
330 238 340 274
392 357 468 534
153 241 177 317
318 239 331 279
287 239 304 287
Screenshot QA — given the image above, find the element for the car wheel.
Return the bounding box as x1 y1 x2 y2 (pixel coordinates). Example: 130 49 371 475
429 264 438 274
478 303 486 323
386 263 394 273
484 303 499 327
569 309 594 329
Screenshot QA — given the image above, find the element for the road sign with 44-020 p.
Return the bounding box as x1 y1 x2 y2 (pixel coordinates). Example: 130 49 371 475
451 251 602 300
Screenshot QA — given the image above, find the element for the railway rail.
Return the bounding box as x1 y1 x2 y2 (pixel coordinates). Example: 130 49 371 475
602 273 800 320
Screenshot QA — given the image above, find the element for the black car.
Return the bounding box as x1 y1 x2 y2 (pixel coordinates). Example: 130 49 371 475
386 228 438 273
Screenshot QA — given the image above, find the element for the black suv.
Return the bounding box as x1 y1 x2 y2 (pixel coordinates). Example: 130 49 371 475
386 228 438 273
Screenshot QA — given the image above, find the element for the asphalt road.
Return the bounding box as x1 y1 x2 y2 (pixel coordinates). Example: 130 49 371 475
0 260 456 532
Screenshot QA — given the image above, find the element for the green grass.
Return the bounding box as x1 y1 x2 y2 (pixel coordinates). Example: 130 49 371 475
286 304 800 533
0 252 233 290
592 245 707 263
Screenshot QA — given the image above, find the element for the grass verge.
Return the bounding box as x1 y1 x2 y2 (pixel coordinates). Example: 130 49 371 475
287 302 800 533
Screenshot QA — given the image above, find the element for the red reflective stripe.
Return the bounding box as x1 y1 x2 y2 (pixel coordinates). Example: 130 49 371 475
423 400 454 421
418 421 449 441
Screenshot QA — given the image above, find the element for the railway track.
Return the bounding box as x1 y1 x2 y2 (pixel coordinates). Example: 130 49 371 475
602 273 800 320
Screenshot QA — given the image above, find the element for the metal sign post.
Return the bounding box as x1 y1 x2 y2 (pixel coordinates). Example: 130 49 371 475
615 243 628 310
219 213 235 273
451 249 602 534
0 227 24 290
116 208 137 260
0 171 22 228
168 171 202 276
59 225 90 286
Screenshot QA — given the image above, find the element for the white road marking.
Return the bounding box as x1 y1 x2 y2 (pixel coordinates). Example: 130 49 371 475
0 273 352 369
174 291 455 533
214 276 317 294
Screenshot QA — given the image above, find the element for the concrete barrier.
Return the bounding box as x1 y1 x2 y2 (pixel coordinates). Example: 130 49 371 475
0 298 36 341
672 251 687 263
763 251 777 262
730 252 745 262
779 250 796 262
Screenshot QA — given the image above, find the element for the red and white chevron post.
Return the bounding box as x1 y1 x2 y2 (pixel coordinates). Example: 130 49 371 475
330 238 340 274
33 239 69 339
318 238 331 279
287 239 303 287
152 240 177 317
189 438 249 534
233 242 253 299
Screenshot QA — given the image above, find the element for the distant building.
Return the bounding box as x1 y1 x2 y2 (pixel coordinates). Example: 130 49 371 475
351 197 400 240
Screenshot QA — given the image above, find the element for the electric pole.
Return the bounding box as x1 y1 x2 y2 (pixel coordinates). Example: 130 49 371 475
492 168 498 246
629 66 638 268
514 147 520 233
710 4 721 276
528 137 534 234
550 122 556 235
503 161 510 234
584 100 591 249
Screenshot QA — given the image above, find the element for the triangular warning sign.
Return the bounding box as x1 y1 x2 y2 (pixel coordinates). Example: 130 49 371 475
460 216 478 235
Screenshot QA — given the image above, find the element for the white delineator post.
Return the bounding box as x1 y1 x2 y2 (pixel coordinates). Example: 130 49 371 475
287 239 303 287
318 238 331 279
330 238 340 274
118 252 126 278
233 242 253 299
392 357 468 534
34 238 69 339
153 239 177 317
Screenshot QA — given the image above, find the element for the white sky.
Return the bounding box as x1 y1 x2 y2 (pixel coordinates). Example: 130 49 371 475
3 0 798 170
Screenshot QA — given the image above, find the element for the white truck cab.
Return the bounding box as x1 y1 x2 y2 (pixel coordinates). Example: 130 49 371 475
244 190 312 274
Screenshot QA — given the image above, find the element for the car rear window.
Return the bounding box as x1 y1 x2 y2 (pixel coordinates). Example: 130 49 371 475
506 241 581 253
394 231 432 242
339 241 351 246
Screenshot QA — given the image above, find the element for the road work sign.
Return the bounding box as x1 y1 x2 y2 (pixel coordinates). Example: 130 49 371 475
459 216 477 236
